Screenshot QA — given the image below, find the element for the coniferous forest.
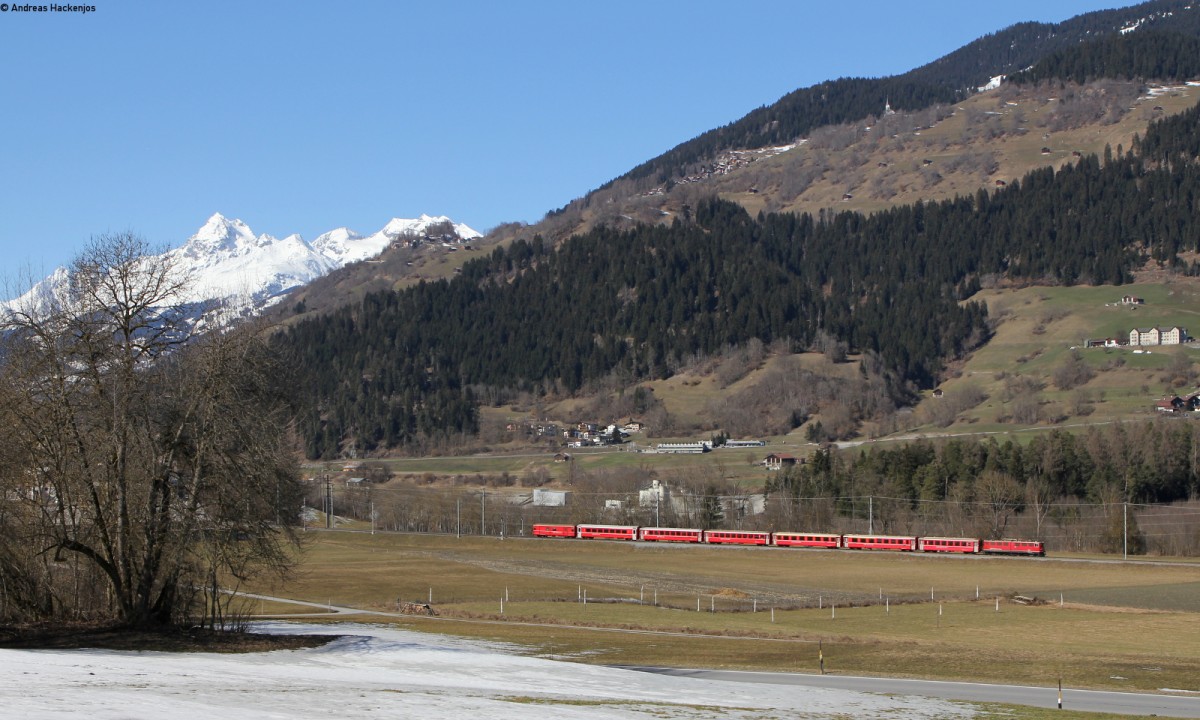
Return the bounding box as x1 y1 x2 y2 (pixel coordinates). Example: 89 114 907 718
279 101 1200 458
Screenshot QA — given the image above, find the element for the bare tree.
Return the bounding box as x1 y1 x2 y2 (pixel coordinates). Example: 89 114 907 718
0 233 302 628
976 470 1024 539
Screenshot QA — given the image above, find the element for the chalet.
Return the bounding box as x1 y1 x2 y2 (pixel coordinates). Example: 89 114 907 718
932 388 944 398
1120 295 1144 305
763 453 799 471
995 180 1007 187
1041 147 1052 154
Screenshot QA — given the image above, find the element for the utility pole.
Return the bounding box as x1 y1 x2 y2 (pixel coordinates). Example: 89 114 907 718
456 498 461 538
1123 501 1128 560
868 496 873 535
481 491 486 536
325 478 333 530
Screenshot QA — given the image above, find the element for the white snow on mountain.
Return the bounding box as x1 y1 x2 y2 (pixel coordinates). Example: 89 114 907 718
4 212 481 319
978 75 1005 92
312 213 481 266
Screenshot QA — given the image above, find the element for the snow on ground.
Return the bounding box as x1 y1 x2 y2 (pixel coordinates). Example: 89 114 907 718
0 622 974 719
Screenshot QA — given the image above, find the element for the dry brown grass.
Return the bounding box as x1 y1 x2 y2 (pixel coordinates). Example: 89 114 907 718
250 532 1200 692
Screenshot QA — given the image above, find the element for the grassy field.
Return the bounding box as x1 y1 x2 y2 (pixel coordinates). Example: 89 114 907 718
248 531 1200 699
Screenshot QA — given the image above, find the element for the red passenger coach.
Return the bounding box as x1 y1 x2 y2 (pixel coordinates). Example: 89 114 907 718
639 527 703 543
704 530 771 546
843 534 918 551
981 539 1045 556
532 524 577 538
772 532 842 549
918 536 981 553
576 524 638 541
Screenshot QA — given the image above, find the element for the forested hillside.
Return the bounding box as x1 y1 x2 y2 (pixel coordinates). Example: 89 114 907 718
1012 30 1200 85
278 100 1200 458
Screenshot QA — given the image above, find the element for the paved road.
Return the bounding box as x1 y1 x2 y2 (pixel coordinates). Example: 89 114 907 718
616 666 1200 718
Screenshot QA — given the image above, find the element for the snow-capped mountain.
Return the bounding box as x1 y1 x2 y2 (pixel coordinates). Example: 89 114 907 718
5 212 481 320
312 214 480 266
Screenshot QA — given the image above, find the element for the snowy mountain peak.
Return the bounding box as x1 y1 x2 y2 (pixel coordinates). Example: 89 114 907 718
6 211 480 321
184 212 260 257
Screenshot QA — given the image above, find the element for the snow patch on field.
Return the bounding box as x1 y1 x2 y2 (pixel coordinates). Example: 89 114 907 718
0 623 974 719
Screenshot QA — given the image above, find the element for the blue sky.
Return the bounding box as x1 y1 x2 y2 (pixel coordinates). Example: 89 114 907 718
1 0 1125 291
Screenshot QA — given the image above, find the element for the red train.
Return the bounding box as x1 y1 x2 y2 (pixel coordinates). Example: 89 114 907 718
531 524 1045 556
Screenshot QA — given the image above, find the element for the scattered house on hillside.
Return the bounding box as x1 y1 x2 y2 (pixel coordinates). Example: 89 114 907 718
621 419 645 433
1084 337 1122 348
1154 393 1200 413
932 388 944 398
1130 326 1187 346
532 489 570 507
1121 295 1145 306
763 453 800 471
553 452 573 463
1041 147 1052 154
1157 396 1185 413
995 180 1007 187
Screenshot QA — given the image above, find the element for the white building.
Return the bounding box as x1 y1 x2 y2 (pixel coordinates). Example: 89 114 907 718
655 442 711 454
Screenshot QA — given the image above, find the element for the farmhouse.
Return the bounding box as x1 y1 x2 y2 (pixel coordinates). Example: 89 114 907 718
763 453 799 470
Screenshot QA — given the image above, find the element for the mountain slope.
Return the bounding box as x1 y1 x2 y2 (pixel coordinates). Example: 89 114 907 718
605 0 1200 191
278 98 1200 457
